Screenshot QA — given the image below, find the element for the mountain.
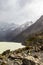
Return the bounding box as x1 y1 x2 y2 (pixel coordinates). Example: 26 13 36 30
6 21 33 41
24 32 43 46
0 22 18 41
9 15 43 42
0 22 18 31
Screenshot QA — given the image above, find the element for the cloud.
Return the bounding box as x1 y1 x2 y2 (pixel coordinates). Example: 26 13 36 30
0 0 43 24
17 0 33 8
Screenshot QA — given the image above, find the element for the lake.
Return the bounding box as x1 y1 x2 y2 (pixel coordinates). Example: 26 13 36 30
0 42 25 54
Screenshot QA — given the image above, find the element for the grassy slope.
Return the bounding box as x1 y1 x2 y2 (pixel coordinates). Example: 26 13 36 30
24 32 43 46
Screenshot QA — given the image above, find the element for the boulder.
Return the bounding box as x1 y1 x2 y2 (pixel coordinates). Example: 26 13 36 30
40 46 43 51
2 50 10 55
22 56 40 65
22 59 35 65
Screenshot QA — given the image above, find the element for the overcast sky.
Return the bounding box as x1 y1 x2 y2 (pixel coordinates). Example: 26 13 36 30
0 0 43 24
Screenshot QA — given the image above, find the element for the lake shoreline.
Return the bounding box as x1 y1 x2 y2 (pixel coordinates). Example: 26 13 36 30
0 42 25 54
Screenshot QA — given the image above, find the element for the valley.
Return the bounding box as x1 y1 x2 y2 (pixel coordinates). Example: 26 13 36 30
0 16 43 65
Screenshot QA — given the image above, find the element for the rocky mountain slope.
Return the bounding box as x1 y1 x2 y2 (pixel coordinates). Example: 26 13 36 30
6 21 33 41
0 22 18 41
24 31 43 46
0 45 43 65
10 15 43 42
